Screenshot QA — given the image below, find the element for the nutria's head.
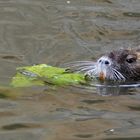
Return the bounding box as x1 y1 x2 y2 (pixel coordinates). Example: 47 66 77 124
88 49 140 81
67 49 140 82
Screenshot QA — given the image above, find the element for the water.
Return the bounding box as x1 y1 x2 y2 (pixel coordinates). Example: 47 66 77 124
0 0 140 139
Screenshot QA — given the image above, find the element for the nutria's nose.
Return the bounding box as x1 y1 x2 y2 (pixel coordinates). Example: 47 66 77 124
99 59 110 65
104 60 109 65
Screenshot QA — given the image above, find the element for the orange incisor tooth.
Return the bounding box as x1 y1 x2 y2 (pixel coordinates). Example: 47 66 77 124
99 72 105 81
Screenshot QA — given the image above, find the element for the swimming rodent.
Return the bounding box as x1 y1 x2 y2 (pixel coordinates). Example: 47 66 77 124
67 48 140 82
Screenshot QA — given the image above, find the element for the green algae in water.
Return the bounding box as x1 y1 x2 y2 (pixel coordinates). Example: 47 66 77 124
81 99 105 104
74 134 93 138
123 12 140 17
11 64 87 87
2 123 42 130
2 123 29 130
128 105 140 111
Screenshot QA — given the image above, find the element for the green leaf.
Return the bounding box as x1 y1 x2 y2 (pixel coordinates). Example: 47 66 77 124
11 64 87 87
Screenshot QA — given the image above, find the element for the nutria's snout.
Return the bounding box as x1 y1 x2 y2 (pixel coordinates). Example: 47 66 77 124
85 55 126 81
95 56 112 81
66 48 140 82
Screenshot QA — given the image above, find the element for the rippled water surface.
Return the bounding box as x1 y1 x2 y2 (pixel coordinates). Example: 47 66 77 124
0 0 140 140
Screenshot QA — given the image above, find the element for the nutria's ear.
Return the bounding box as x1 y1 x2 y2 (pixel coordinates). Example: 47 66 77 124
108 51 115 59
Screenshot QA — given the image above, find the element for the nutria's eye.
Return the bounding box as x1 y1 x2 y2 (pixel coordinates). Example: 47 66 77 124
126 58 136 63
126 54 137 63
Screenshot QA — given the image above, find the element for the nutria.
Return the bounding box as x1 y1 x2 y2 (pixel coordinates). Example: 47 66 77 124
66 48 140 82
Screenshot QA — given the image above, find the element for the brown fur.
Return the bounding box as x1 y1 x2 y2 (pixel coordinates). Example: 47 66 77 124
107 48 140 81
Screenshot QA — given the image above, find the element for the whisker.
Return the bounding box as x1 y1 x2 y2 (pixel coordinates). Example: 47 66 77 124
63 61 95 67
113 72 120 80
64 61 95 65
64 61 96 74
112 68 126 81
67 64 95 70
77 65 96 71
85 68 97 76
68 65 96 73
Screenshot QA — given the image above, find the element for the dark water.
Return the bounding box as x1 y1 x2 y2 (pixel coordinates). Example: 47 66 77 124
0 0 140 139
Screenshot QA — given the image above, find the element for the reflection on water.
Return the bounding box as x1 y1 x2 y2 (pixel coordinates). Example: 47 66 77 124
0 0 140 139
96 82 140 96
